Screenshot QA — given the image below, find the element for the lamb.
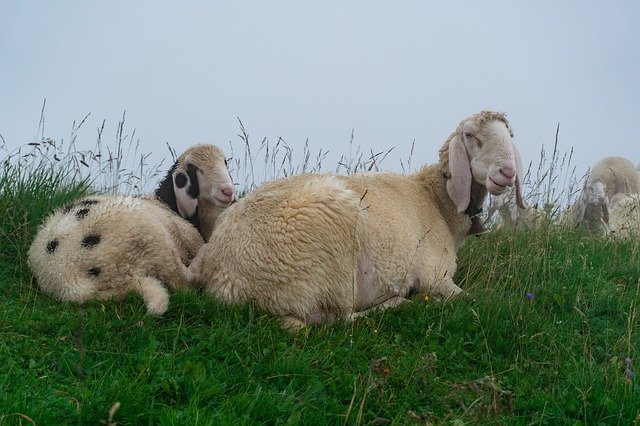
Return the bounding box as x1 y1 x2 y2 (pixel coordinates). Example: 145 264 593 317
575 156 639 232
28 144 234 314
486 189 546 230
189 111 526 328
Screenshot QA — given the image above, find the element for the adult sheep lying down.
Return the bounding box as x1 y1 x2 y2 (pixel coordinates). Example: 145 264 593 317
574 156 640 233
28 144 234 314
189 111 525 328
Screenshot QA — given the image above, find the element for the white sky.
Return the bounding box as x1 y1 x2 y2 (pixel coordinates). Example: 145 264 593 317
1 2 639 196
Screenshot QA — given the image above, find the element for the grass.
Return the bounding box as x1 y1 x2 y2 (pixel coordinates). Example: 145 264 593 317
1 117 639 424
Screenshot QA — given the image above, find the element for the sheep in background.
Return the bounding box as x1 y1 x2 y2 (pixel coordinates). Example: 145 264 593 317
486 189 546 230
608 193 640 239
576 156 639 232
189 111 526 329
28 144 234 314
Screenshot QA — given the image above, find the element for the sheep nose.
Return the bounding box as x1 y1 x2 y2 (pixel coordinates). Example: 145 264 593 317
500 166 516 180
221 186 234 197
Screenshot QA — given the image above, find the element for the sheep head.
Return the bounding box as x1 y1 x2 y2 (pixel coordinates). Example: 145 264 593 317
156 144 235 237
440 111 526 214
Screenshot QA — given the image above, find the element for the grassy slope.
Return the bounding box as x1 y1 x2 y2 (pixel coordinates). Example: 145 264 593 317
1 170 639 425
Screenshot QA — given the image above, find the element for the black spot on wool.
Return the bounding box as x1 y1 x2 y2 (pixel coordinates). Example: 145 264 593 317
62 203 76 214
63 199 99 214
186 163 200 199
76 208 90 220
87 267 101 277
81 234 101 248
46 239 59 253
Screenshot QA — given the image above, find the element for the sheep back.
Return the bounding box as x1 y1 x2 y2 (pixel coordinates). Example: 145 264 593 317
589 156 640 199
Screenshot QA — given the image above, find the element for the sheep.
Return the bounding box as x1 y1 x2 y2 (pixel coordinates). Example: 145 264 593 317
608 193 640 239
188 111 526 329
28 144 234 314
486 189 546 230
575 156 639 232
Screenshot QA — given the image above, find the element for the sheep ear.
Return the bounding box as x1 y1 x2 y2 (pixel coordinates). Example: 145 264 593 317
509 201 519 222
446 135 472 213
173 164 199 219
577 184 588 222
513 145 526 209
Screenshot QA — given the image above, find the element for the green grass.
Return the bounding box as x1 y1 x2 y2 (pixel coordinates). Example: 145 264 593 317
1 132 639 424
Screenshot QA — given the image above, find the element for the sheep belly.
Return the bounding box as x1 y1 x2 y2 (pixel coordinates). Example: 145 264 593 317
354 249 402 311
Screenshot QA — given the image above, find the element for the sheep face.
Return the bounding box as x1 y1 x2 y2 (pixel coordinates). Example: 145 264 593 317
172 144 235 218
465 120 519 195
155 144 235 226
446 113 525 214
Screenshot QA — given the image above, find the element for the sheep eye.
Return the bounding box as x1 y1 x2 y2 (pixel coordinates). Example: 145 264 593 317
174 172 188 189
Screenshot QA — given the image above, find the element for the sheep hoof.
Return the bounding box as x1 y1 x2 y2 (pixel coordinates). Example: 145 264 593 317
347 296 411 321
281 315 307 331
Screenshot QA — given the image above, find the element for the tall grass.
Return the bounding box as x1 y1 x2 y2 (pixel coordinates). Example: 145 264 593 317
227 119 402 196
0 114 639 424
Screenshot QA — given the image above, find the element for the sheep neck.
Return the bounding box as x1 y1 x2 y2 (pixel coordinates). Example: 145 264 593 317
413 165 474 245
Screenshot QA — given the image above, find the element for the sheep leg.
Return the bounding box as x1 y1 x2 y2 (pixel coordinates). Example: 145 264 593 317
155 253 195 291
184 249 204 289
134 276 170 315
347 296 410 321
281 315 307 331
431 278 462 300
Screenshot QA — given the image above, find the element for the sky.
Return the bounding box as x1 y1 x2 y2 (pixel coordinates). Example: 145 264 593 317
1 1 639 197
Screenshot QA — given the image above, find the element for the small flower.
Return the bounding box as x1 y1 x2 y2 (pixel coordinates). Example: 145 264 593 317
625 357 634 381
525 292 535 300
424 295 430 303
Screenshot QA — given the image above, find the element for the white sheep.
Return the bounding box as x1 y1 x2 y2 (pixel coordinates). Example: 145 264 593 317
486 189 546 230
189 111 526 329
575 156 639 232
28 144 234 314
608 193 640 239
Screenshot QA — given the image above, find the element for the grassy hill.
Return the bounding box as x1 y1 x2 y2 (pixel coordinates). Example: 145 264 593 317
1 137 638 424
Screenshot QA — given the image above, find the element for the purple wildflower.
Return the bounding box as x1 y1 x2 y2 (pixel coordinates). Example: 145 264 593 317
625 357 634 380
525 292 535 300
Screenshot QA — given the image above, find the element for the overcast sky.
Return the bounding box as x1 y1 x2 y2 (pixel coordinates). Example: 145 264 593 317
1 2 639 195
